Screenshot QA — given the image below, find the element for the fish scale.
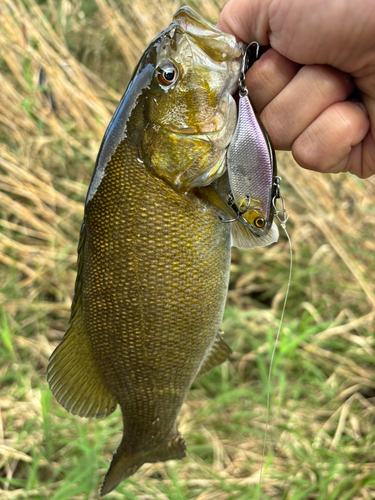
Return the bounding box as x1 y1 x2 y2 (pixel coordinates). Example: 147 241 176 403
47 6 277 496
82 131 231 438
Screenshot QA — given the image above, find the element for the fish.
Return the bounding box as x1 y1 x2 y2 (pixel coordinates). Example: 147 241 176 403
47 6 279 496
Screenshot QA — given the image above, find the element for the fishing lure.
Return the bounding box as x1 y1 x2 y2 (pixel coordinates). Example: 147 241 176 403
225 42 278 237
222 43 293 498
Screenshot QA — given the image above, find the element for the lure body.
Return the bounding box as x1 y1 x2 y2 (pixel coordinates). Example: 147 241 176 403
226 46 277 236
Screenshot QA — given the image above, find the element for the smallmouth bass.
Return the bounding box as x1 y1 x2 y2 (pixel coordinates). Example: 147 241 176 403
47 6 279 495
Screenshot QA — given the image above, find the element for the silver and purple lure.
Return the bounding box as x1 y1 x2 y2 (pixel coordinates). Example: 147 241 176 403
226 42 277 237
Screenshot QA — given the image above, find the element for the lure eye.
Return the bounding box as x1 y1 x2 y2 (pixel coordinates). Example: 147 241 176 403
254 217 265 229
156 63 178 87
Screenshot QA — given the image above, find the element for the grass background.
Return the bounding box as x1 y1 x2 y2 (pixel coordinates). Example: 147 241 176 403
0 0 374 498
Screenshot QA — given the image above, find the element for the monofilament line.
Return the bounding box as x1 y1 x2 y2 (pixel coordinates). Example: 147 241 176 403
257 218 292 500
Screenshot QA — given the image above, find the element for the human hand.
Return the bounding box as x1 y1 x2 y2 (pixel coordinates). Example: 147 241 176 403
218 0 375 178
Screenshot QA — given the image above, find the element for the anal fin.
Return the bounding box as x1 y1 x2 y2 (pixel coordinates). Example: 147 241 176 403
197 330 232 378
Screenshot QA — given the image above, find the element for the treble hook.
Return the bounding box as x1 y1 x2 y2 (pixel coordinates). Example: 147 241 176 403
219 194 252 224
246 41 260 69
271 176 290 225
219 214 239 224
272 196 290 225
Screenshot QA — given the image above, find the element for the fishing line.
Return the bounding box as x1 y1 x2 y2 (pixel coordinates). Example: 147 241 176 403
257 190 292 500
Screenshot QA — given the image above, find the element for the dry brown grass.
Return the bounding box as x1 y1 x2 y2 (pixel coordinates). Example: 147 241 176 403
0 1 374 499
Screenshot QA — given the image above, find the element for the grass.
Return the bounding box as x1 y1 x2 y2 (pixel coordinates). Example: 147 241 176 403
1 0 375 499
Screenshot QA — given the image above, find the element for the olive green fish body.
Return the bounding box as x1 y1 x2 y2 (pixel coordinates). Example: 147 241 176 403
83 130 231 448
48 7 243 495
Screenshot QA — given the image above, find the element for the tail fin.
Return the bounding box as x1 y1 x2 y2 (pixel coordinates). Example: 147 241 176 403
100 433 187 496
100 450 141 497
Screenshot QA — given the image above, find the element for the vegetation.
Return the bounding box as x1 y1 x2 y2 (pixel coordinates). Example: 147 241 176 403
1 1 374 499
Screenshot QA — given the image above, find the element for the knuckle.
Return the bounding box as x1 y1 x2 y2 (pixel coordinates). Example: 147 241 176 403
260 106 292 149
292 128 333 172
306 65 354 101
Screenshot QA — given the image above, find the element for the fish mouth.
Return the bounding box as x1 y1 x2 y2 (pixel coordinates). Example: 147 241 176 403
162 93 237 150
168 7 241 147
173 6 242 62
172 6 241 98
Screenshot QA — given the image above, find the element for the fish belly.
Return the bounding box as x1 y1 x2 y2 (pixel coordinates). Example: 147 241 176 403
82 139 231 452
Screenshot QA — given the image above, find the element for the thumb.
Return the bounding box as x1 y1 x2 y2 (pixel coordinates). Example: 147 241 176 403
217 0 272 45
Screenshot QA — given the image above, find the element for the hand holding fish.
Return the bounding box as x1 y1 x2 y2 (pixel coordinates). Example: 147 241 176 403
48 7 281 495
218 0 375 178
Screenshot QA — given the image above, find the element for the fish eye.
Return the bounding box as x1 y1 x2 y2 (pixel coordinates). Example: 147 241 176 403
156 62 178 87
254 217 265 229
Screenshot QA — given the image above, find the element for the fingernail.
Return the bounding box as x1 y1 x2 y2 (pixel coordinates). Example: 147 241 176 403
351 99 369 119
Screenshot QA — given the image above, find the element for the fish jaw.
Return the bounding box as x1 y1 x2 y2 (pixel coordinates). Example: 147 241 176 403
138 7 242 190
172 5 242 96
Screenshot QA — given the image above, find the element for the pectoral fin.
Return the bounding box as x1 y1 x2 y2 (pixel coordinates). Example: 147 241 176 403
47 223 118 418
197 330 232 378
231 219 279 249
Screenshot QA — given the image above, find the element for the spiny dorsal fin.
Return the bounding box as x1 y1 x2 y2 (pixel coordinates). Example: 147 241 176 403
197 330 232 378
47 222 118 418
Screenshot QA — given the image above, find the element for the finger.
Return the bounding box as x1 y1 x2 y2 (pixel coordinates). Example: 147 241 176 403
359 130 375 178
291 100 370 174
259 65 355 150
217 0 271 44
245 49 301 113
358 93 375 178
218 0 375 72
